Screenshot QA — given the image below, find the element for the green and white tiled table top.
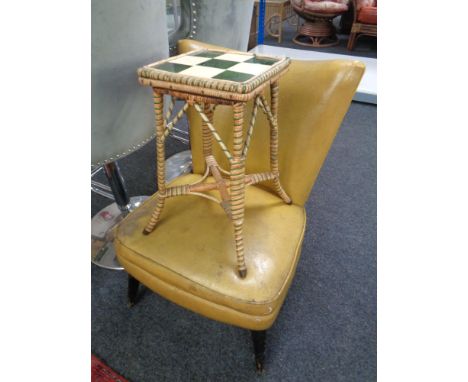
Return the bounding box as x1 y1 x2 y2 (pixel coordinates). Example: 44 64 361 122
138 49 290 97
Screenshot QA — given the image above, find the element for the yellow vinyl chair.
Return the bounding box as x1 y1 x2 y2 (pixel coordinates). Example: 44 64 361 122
115 39 364 371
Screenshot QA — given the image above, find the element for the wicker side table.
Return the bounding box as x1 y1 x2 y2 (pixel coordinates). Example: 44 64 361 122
137 49 291 278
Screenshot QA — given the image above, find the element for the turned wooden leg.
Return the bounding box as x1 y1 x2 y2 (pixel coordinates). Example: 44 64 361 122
127 274 140 307
270 81 292 204
143 91 166 235
231 102 247 278
251 330 266 372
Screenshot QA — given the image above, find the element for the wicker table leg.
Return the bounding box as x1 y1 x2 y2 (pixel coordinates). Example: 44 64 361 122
270 81 292 204
202 103 213 158
231 102 247 278
143 91 166 234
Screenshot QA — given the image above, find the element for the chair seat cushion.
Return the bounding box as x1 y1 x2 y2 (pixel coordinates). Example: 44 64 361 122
357 6 377 24
115 173 306 330
302 0 349 14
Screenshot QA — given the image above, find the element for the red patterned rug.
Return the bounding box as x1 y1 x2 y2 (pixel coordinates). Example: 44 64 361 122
92 355 129 382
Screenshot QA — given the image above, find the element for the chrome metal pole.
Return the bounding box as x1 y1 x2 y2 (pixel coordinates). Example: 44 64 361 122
103 162 131 212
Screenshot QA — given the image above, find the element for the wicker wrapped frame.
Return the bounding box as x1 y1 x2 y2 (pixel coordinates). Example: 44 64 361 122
139 54 291 278
347 0 377 50
138 49 291 102
291 0 349 47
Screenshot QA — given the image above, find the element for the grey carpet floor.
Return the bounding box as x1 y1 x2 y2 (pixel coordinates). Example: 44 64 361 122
91 101 376 381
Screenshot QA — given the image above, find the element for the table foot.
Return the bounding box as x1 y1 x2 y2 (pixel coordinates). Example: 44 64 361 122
234 222 247 278
273 179 292 204
142 193 165 234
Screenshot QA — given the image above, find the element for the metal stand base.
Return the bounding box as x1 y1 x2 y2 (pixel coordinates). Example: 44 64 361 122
91 150 191 270
91 196 148 270
165 149 192 182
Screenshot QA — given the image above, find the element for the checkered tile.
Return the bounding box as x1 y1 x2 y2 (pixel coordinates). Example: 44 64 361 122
149 50 282 83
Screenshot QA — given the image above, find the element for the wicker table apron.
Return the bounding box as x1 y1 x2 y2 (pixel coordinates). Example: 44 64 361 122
137 49 292 278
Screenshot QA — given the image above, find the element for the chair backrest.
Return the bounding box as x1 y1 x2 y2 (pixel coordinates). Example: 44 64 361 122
356 0 376 11
179 40 364 207
91 0 169 166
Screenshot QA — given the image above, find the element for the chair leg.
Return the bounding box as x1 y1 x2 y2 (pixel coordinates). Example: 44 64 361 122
127 274 139 307
251 330 266 372
347 31 357 50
